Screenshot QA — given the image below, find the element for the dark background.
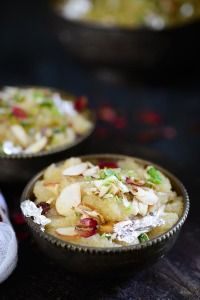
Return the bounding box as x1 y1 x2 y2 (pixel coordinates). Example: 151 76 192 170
0 1 200 299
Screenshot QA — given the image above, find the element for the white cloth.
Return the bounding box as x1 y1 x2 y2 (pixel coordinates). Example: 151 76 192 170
0 192 18 284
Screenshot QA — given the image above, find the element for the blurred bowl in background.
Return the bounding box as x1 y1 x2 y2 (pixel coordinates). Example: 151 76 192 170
51 0 200 74
0 87 95 184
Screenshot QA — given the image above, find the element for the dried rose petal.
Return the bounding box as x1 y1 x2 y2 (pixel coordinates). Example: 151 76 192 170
95 127 110 139
138 111 162 125
98 161 118 169
137 129 161 143
74 96 88 112
76 217 98 238
12 106 28 119
114 116 127 129
78 227 97 238
37 202 50 215
98 105 117 123
80 218 98 228
162 126 177 139
126 177 145 186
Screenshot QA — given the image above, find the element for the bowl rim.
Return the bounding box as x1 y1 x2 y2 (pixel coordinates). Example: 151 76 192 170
0 85 96 160
20 153 190 254
52 0 200 33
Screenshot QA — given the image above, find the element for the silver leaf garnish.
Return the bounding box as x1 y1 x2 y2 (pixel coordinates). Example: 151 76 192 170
20 200 51 231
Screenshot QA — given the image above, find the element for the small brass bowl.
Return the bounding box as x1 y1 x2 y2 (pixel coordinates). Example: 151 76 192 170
20 154 189 275
0 87 95 184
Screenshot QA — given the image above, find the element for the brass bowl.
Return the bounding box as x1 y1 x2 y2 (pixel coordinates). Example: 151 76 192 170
20 154 190 274
0 87 95 184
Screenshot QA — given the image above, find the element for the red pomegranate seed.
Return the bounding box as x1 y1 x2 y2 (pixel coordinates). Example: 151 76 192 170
80 218 98 228
98 161 118 169
12 106 28 119
37 202 50 215
74 96 88 112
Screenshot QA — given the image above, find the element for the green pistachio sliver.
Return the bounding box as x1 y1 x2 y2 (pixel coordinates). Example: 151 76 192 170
115 195 123 204
104 169 116 177
147 166 162 184
14 94 25 103
52 126 66 134
51 107 61 116
84 176 92 181
138 233 149 243
33 90 45 99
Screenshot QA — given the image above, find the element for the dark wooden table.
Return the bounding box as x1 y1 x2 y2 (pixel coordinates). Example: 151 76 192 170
0 1 200 299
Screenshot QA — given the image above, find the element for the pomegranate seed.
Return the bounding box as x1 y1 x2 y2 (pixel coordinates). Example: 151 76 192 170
37 202 50 215
98 161 118 169
74 96 88 112
80 218 98 228
12 106 28 119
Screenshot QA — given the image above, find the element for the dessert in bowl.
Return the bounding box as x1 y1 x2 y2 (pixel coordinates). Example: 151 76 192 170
51 0 200 72
59 0 200 29
21 154 189 273
0 87 95 183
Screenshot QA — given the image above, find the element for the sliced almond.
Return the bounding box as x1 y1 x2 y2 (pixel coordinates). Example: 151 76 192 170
117 181 129 193
93 180 103 190
62 163 88 176
56 183 81 216
132 200 139 216
110 184 119 195
138 202 148 216
135 187 158 205
83 166 99 177
99 185 110 198
25 136 47 153
11 125 29 147
56 226 77 236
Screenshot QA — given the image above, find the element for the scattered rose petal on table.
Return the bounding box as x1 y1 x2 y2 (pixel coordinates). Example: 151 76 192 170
114 116 127 129
137 110 163 125
74 96 88 112
137 127 177 143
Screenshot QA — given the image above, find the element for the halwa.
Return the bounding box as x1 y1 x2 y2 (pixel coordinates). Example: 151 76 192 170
21 157 183 247
0 87 92 155
59 0 200 29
